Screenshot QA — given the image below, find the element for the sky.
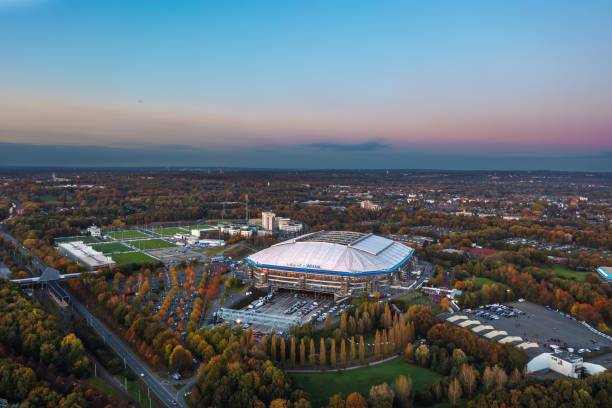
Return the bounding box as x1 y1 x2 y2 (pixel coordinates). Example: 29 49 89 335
0 0 611 170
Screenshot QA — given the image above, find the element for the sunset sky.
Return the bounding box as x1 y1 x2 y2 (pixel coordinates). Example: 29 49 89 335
1 1 611 169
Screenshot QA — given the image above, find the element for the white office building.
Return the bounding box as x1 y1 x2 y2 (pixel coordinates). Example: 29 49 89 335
262 211 276 231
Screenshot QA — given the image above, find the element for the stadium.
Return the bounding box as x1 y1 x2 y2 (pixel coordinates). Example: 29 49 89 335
245 231 415 299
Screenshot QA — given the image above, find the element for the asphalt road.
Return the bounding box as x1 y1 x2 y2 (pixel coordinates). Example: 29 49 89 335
1 218 186 408
69 288 185 408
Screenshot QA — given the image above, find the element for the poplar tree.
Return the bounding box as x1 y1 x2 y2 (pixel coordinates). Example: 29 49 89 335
309 339 316 366
290 336 296 368
330 339 337 367
280 337 286 366
299 338 306 366
359 335 366 365
374 330 382 359
319 338 326 368
271 335 277 361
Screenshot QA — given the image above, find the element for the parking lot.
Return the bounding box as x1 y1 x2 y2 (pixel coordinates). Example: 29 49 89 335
147 247 208 265
239 290 346 333
459 301 612 356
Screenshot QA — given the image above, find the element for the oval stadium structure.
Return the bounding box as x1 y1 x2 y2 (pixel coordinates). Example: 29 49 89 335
245 231 415 298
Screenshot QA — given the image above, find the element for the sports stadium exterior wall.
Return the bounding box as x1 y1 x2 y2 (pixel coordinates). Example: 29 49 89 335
245 231 415 298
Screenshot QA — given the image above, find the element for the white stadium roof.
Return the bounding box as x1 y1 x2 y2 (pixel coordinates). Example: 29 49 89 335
246 231 414 276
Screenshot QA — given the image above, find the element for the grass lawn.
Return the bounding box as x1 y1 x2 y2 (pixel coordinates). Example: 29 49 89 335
105 230 151 240
38 194 58 202
87 377 127 402
473 277 498 287
91 242 132 254
291 359 441 407
393 292 429 309
111 376 163 408
151 226 189 236
111 252 159 265
127 238 175 250
552 265 587 282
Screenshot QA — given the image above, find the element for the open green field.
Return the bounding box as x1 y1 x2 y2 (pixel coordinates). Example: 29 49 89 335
291 359 441 407
111 252 159 265
128 239 175 250
473 277 498 287
151 226 189 236
552 265 587 282
87 377 127 403
105 230 151 240
392 292 429 309
38 194 58 202
91 242 132 254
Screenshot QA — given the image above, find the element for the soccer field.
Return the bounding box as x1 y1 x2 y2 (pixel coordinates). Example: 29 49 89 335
127 238 175 250
150 226 189 236
105 230 151 240
90 242 132 254
290 359 441 407
111 252 159 265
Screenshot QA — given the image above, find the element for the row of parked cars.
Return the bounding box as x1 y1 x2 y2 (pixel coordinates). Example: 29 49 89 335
465 303 525 320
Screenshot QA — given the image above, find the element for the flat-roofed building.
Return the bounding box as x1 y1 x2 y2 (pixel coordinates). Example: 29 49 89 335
57 241 115 270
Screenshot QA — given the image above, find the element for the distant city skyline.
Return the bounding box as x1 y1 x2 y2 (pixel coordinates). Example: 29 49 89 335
1 1 611 170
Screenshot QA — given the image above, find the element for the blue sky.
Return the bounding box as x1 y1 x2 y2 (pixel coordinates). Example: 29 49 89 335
0 1 611 169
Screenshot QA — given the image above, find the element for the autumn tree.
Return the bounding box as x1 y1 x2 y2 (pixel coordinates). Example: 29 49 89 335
330 339 337 367
309 339 316 366
280 337 287 366
392 374 412 408
448 378 462 407
299 338 306 366
319 338 326 368
458 364 478 398
350 337 356 365
404 343 414 363
345 392 368 408
369 383 394 408
415 344 430 367
374 330 382 359
169 345 193 374
359 336 366 365
340 339 347 368
290 336 296 368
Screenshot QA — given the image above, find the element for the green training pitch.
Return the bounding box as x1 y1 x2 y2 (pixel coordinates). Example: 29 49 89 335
150 226 189 236
105 230 151 240
473 277 499 287
552 265 588 282
290 359 441 407
111 252 159 265
90 242 133 254
127 238 175 250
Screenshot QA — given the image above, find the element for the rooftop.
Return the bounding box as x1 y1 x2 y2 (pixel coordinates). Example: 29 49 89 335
246 231 414 276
